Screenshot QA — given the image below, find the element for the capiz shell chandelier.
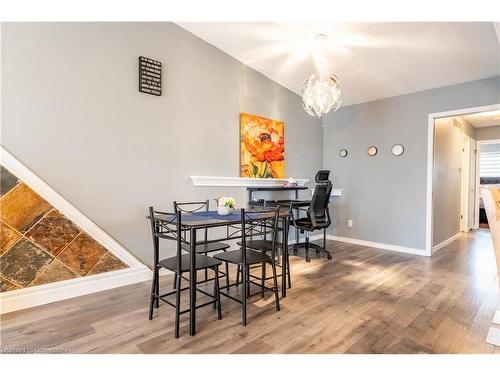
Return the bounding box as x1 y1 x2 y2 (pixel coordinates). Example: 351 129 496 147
302 74 342 117
301 33 342 118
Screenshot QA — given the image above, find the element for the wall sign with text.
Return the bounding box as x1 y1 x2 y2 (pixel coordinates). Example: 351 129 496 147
138 56 162 96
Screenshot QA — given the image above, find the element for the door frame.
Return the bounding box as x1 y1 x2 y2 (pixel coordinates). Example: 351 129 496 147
475 138 500 230
426 104 500 255
460 133 471 232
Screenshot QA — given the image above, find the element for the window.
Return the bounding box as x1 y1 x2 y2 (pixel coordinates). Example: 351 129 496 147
480 143 500 178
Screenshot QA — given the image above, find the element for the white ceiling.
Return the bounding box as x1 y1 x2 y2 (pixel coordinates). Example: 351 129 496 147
177 22 500 107
461 110 500 128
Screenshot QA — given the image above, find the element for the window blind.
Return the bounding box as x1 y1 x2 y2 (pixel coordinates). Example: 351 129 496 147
480 151 500 177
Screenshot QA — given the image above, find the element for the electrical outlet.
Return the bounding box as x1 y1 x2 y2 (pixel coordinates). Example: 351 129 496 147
348 219 353 228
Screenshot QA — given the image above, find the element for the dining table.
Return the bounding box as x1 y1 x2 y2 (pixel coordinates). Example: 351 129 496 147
149 207 291 336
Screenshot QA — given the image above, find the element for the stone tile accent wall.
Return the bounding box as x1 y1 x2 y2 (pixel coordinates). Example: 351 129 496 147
0 166 128 292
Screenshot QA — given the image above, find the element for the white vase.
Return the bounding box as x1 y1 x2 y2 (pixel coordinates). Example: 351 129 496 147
217 206 231 216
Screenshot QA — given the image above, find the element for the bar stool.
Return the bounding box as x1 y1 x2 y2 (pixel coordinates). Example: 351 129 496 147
214 207 281 326
237 204 292 290
173 200 231 288
147 207 222 338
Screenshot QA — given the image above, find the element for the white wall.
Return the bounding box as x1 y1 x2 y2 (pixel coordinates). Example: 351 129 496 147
455 117 476 139
432 118 462 246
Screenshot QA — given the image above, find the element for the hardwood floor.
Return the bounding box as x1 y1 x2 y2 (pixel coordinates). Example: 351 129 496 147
1 230 499 354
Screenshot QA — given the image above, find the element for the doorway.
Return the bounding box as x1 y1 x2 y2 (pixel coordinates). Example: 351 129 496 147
477 139 500 229
427 104 500 254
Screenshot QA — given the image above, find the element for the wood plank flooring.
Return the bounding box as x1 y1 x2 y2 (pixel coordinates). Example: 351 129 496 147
1 230 499 353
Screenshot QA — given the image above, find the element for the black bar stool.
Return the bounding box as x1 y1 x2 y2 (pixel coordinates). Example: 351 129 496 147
236 204 292 290
147 207 222 338
214 207 280 326
173 200 231 289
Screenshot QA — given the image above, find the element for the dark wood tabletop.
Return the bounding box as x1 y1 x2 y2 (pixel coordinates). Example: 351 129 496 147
149 208 290 230
246 186 309 191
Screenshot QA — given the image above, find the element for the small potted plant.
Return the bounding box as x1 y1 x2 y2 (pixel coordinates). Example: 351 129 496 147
216 196 236 216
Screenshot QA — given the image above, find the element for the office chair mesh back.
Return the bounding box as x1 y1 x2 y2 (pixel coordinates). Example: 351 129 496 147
310 181 332 224
315 170 331 183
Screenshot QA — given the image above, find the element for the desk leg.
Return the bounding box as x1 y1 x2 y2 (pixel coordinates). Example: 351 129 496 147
294 208 299 245
282 216 289 298
189 228 197 336
294 190 299 246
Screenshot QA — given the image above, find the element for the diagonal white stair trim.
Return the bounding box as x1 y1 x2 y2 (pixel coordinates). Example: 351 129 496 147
0 145 143 267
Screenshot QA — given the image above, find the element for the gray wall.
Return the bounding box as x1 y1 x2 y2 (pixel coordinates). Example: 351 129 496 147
323 76 499 250
476 125 500 141
2 22 499 260
1 22 322 265
432 118 462 246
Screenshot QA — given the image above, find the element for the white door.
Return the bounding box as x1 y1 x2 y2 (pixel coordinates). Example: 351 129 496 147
460 134 471 232
468 140 477 229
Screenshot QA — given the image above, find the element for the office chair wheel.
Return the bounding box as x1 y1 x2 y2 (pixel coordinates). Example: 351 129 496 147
306 257 311 262
315 249 320 254
327 254 332 260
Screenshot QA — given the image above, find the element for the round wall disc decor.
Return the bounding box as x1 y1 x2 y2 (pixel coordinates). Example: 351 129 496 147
367 146 378 156
339 149 348 157
391 144 405 156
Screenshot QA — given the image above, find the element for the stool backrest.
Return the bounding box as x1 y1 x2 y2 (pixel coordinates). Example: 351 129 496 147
148 207 182 271
173 200 210 242
240 207 280 263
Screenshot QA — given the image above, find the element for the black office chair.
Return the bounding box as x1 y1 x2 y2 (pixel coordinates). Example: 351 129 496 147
148 207 222 338
173 200 231 289
291 170 333 262
214 207 281 326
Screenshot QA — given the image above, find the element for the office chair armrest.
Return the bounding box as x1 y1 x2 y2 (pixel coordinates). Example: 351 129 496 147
291 206 331 229
290 206 315 227
312 207 332 229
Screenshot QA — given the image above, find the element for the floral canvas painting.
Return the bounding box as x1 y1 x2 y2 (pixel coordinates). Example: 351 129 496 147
240 113 285 178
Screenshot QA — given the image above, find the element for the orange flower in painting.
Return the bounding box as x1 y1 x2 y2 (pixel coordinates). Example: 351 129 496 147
240 113 285 179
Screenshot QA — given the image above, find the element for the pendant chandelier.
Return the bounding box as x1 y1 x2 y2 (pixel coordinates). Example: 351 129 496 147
302 34 342 118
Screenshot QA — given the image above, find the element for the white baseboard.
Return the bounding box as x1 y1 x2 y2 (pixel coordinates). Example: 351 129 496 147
0 265 151 314
493 311 500 325
432 232 462 254
325 234 428 256
0 146 143 267
486 327 500 347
